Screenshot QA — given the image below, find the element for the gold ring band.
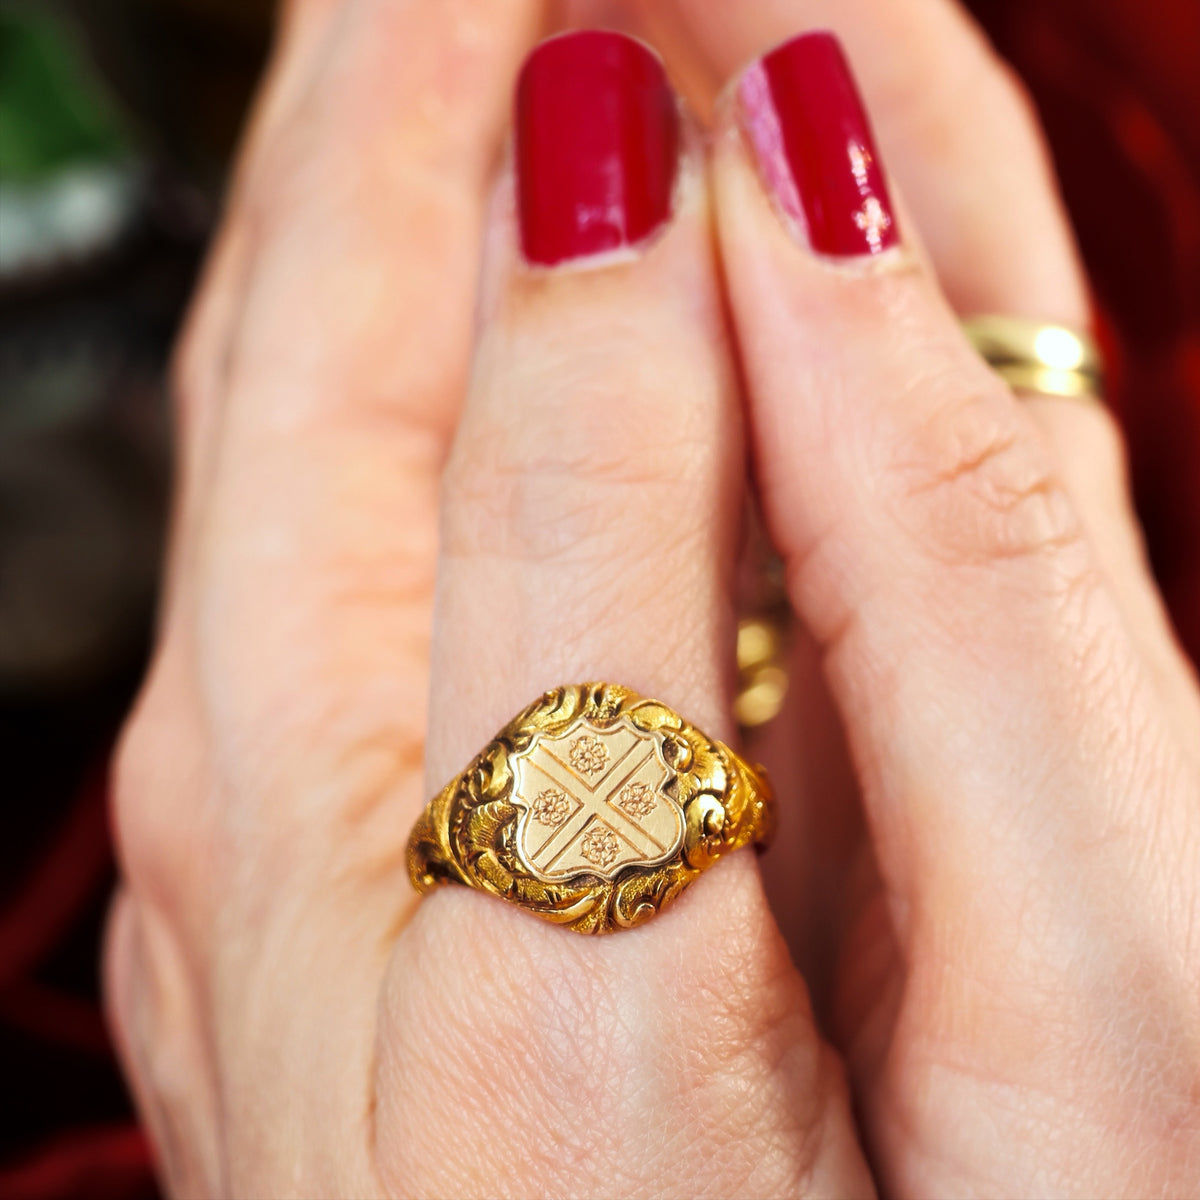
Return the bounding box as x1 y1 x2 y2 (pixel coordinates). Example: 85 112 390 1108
962 314 1105 400
407 684 774 934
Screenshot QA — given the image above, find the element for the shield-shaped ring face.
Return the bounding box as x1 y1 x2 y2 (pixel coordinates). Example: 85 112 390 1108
510 716 686 882
408 683 775 933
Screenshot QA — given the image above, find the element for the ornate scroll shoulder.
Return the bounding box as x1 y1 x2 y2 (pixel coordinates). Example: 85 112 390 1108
407 683 774 935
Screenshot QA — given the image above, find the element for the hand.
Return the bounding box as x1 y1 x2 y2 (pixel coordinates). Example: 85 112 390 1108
106 1 851 1192
106 2 1200 1198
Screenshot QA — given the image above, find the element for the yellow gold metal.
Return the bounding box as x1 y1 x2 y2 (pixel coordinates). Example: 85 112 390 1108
408 683 774 934
734 534 793 732
735 617 789 729
962 314 1105 400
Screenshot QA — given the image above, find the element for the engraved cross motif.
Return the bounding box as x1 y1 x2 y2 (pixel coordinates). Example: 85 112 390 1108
512 717 683 881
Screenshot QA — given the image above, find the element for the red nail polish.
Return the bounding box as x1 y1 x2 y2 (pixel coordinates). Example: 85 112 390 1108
738 31 898 257
516 31 680 266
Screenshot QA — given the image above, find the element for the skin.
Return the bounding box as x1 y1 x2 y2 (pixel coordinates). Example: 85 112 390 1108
105 0 1200 1196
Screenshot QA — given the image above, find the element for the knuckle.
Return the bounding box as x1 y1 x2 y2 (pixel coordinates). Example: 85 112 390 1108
1062 398 1134 501
443 441 638 566
111 662 203 905
101 889 140 1057
237 119 326 230
233 99 367 239
166 220 252 439
105 894 223 1197
442 388 720 568
231 124 474 404
242 75 470 237
897 18 1043 153
886 384 1086 572
111 713 171 895
1087 402 1132 485
983 51 1042 137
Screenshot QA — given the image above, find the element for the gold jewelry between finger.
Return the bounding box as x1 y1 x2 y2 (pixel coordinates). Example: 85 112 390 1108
962 314 1105 401
408 684 774 935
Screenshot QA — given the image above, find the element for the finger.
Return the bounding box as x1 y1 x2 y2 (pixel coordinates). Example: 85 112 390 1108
176 0 543 515
713 30 1200 1188
169 0 356 519
634 0 1084 317
114 0 547 1188
632 0 1200 700
177 0 545 822
176 0 516 407
379 33 873 1198
173 0 546 542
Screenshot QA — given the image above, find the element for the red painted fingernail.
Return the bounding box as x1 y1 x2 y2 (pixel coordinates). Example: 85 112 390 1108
738 31 898 258
516 31 680 266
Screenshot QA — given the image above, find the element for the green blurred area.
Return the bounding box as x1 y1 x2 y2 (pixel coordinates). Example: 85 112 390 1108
0 6 132 180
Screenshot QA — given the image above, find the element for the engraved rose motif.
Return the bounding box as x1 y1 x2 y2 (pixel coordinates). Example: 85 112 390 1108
569 733 608 776
617 781 656 818
531 788 571 828
579 826 619 869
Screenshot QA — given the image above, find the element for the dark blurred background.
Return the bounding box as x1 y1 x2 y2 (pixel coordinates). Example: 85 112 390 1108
0 1 1197 1197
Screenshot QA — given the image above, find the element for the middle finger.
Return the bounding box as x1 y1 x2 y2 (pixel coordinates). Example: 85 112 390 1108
377 32 872 1198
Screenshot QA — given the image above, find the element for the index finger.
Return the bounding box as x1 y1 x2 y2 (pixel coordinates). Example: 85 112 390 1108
643 0 1196 729
634 0 1087 322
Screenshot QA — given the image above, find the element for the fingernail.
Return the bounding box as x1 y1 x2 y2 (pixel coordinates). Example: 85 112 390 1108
737 31 899 258
516 31 680 267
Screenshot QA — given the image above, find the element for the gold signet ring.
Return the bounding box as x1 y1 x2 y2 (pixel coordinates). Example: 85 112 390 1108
407 684 775 934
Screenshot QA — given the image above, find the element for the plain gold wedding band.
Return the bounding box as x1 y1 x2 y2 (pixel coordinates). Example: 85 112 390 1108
962 314 1105 401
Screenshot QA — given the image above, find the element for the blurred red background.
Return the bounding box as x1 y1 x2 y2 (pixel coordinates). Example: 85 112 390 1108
1 1 1197 1196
